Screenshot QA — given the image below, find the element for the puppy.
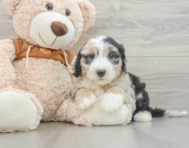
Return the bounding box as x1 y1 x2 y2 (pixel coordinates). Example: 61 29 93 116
71 36 187 123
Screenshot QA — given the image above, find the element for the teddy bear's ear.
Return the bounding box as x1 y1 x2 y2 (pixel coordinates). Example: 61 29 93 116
3 0 20 15
77 0 96 32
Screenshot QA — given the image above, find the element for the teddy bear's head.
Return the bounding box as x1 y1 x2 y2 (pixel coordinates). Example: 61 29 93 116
4 0 96 50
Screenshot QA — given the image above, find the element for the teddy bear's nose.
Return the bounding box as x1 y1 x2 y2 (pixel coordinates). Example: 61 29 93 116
51 21 68 36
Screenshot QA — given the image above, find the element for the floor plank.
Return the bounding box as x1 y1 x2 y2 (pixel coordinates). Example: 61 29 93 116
0 117 188 148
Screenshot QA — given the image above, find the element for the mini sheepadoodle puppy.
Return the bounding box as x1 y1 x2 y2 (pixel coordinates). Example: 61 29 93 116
71 36 187 123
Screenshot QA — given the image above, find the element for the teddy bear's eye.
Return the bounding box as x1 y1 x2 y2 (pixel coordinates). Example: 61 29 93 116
46 3 53 11
65 9 70 16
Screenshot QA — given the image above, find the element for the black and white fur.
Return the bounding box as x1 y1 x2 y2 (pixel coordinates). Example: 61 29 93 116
72 36 187 123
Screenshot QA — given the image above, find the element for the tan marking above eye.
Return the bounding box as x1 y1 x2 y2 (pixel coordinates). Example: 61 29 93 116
108 45 118 52
102 45 119 56
81 44 100 56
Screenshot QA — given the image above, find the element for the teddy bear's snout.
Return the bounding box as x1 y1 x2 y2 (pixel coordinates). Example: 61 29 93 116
51 21 68 36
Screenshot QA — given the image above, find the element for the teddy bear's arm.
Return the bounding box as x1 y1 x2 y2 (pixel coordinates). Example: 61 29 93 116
0 39 16 89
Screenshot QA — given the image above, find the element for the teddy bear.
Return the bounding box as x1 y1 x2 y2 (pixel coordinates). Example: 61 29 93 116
0 0 132 132
0 0 97 132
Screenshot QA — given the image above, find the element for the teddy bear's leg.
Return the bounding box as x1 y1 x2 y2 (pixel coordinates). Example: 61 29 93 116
55 98 91 126
122 104 133 125
55 97 133 126
0 88 43 133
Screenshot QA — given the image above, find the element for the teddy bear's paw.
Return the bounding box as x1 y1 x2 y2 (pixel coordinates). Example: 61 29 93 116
122 104 133 125
101 93 123 113
77 94 96 111
0 90 43 132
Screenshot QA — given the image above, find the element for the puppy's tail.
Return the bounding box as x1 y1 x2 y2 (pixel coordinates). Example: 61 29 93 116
150 107 188 118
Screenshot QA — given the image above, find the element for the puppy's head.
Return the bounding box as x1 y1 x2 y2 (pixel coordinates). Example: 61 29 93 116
74 36 126 86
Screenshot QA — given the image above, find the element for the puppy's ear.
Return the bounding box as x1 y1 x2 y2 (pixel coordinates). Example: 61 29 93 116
104 37 127 73
74 51 82 77
4 0 20 15
118 44 127 73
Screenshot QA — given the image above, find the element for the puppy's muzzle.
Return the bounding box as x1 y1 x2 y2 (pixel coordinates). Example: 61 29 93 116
97 70 106 77
51 21 68 36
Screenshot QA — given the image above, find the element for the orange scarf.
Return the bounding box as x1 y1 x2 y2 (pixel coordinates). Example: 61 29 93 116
12 37 75 66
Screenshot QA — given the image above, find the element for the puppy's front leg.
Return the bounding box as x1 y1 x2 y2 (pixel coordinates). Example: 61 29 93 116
101 86 135 113
71 87 96 111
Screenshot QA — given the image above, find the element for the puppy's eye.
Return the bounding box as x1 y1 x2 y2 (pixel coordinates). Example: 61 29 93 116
108 54 114 59
65 9 70 16
46 3 53 11
89 54 95 59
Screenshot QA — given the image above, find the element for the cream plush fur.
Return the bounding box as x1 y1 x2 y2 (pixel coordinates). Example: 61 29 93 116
0 0 96 132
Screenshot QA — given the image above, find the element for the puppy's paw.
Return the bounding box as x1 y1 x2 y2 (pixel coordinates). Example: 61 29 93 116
133 111 152 122
101 93 123 113
76 94 96 111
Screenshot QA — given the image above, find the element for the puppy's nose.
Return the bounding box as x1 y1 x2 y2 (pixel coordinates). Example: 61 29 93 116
97 70 106 77
51 21 68 36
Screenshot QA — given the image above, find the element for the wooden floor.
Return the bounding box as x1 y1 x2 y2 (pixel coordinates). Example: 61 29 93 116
0 0 189 147
0 117 189 148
